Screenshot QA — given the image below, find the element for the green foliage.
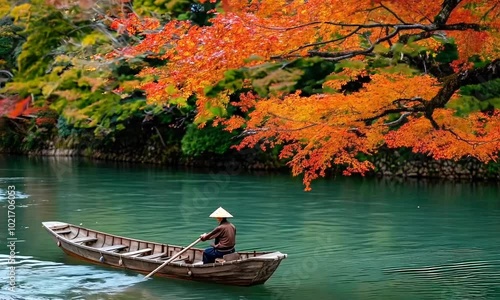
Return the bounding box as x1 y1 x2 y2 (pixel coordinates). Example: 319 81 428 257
132 0 219 26
181 123 237 156
207 58 338 99
14 6 87 79
0 0 9 17
53 91 148 134
486 160 500 176
460 79 500 101
133 0 192 17
435 43 458 64
56 115 81 138
0 0 224 156
249 63 304 96
22 119 57 151
446 96 500 116
0 16 23 72
205 69 246 97
378 64 421 75
186 1 219 26
0 0 166 149
3 1 95 96
288 58 337 96
448 78 500 116
23 129 43 150
0 117 23 150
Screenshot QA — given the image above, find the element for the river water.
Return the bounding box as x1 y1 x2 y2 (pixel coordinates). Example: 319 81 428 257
0 155 499 300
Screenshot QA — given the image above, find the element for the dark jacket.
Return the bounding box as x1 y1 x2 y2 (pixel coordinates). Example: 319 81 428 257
201 220 236 250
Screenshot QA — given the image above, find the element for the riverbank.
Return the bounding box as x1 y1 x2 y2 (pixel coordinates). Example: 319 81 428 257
371 149 500 181
1 114 499 181
3 145 499 182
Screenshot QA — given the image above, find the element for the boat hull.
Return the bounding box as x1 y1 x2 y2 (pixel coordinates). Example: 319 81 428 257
43 221 286 286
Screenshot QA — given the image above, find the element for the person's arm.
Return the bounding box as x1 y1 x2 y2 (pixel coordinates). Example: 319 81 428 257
200 226 221 242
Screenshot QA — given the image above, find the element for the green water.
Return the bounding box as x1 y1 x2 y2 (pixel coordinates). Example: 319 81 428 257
0 156 500 300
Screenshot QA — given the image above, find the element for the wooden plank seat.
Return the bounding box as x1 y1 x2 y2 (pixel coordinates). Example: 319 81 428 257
98 245 128 252
50 225 70 231
54 229 72 234
161 255 189 263
223 253 241 262
169 258 191 265
142 252 168 260
215 253 240 264
71 237 98 244
121 248 152 257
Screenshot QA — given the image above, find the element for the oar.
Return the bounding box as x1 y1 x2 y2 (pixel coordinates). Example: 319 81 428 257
145 237 201 279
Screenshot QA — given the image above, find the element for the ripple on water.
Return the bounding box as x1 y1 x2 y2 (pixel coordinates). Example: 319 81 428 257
0 255 145 300
383 259 500 298
0 189 29 202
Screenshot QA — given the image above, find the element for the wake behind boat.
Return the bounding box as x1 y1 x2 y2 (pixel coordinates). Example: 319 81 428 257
42 221 287 286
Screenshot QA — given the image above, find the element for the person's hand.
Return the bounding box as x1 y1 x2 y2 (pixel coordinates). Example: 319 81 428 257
200 233 207 241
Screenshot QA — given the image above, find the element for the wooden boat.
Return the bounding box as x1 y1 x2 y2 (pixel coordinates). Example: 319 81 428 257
42 221 287 286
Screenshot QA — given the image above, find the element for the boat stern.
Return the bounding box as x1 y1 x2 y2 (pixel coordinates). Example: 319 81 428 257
247 251 288 285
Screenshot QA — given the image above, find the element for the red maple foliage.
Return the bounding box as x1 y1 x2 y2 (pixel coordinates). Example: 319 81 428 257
0 96 31 118
110 0 500 190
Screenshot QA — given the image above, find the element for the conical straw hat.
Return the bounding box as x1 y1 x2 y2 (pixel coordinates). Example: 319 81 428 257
209 207 233 218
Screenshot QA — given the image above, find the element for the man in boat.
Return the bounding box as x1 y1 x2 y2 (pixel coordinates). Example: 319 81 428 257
200 207 236 264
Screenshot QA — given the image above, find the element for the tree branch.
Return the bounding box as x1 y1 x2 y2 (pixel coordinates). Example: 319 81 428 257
392 97 427 107
425 111 440 130
153 126 166 147
362 107 422 125
273 19 485 60
238 123 319 137
278 27 362 58
426 59 500 112
308 25 401 61
398 22 486 43
384 112 411 126
434 0 462 25
8 118 28 134
379 3 408 24
256 1 486 61
481 2 499 21
445 127 500 147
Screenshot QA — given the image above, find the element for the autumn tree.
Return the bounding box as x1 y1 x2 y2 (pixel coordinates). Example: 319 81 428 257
73 1 500 188
110 0 500 189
